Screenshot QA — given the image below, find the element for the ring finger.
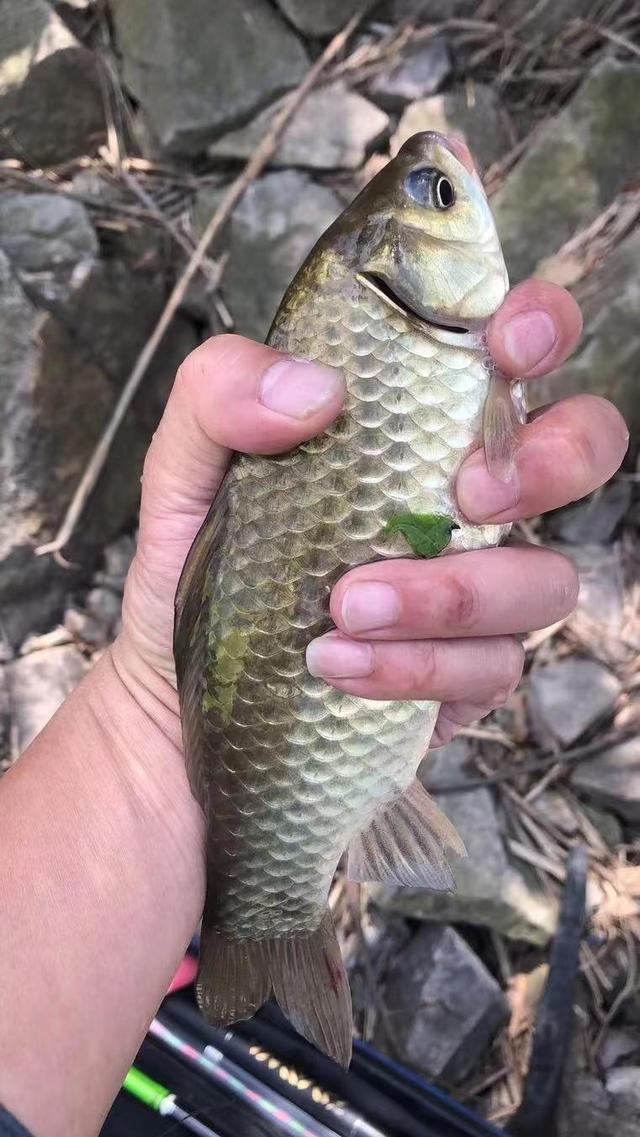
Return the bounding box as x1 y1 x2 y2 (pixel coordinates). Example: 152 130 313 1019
305 631 524 703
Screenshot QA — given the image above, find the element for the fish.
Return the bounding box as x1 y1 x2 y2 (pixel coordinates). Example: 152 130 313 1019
174 132 520 1067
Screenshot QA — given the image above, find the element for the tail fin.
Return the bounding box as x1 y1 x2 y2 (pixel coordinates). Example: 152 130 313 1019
197 909 352 1067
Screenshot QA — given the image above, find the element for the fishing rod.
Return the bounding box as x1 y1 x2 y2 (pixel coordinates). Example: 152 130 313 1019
150 1014 341 1137
162 995 386 1137
123 1065 223 1137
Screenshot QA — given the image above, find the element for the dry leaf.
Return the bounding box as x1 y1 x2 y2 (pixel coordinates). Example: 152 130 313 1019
507 964 549 1040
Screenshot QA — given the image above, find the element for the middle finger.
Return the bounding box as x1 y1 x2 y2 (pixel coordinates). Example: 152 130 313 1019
329 545 577 640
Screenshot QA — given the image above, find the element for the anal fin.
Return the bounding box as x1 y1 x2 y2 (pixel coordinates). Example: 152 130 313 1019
347 779 465 891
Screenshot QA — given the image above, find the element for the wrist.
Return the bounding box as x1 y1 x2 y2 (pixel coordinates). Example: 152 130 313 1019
0 643 204 1137
86 645 204 880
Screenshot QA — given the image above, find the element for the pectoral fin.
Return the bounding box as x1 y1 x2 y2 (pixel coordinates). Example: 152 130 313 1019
483 373 525 483
347 779 465 890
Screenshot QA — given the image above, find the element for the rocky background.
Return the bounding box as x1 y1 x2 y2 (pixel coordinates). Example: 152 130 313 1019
1 0 640 1130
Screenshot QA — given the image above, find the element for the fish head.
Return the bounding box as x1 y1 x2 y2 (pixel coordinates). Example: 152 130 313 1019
335 131 508 333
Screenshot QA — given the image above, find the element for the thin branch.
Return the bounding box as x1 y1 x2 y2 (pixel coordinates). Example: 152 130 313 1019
36 12 362 557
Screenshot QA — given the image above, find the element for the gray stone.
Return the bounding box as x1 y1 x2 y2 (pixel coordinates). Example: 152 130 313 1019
379 740 557 945
64 607 108 650
492 61 640 282
601 1030 640 1071
555 544 625 665
111 0 308 157
528 659 621 748
6 645 87 754
0 665 10 770
378 0 476 19
209 83 388 170
531 229 640 441
196 172 341 342
0 195 197 644
94 535 136 593
0 0 104 166
86 587 122 629
571 737 640 824
559 1073 639 1137
391 84 511 172
582 804 623 850
547 479 631 545
379 924 507 1083
0 191 97 304
275 0 376 36
606 1067 640 1119
535 790 579 834
369 38 451 109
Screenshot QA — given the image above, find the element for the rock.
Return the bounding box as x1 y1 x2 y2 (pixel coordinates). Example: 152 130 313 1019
555 543 626 665
571 737 640 823
6 645 87 754
64 608 108 650
0 0 104 166
64 586 122 649
492 61 640 282
547 480 631 545
379 740 557 945
86 587 122 629
0 666 10 769
94 535 136 593
369 38 452 109
582 804 623 850
379 924 507 1083
559 1073 639 1137
528 659 621 747
209 83 388 170
274 0 376 36
535 790 579 834
531 230 640 441
0 191 97 305
111 0 308 157
601 1030 640 1071
391 83 511 172
606 1067 640 1119
196 172 341 342
0 194 197 645
378 0 476 18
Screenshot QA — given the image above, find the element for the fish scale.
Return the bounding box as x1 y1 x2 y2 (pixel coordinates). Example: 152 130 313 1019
175 131 512 1063
194 270 503 937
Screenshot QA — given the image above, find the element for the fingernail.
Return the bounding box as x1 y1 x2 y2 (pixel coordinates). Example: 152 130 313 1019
306 636 374 679
341 581 401 633
502 310 557 373
457 453 519 521
259 358 344 420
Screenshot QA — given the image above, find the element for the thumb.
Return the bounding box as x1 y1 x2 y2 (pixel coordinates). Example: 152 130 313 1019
136 333 345 602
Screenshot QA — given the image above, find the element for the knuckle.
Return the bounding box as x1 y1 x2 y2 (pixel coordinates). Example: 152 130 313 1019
440 569 480 631
410 641 439 695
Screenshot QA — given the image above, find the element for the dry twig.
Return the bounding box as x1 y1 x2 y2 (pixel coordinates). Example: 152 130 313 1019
36 12 363 557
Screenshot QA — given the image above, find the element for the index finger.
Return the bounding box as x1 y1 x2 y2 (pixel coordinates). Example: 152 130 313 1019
488 279 583 380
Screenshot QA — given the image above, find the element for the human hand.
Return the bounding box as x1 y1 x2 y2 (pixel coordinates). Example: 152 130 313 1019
113 278 627 759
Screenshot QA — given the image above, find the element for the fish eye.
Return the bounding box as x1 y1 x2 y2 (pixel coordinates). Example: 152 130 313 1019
435 174 455 210
404 167 456 211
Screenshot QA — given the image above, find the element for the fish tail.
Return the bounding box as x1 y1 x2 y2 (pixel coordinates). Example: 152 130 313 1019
197 908 352 1067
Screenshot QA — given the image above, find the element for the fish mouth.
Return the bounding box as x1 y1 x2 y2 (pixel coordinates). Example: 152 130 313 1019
357 272 477 337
